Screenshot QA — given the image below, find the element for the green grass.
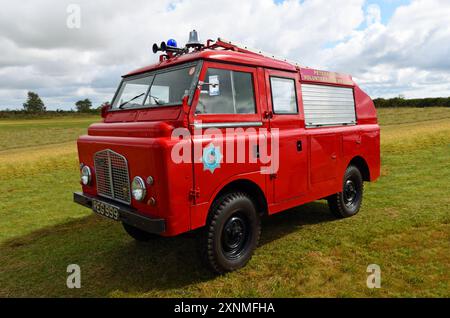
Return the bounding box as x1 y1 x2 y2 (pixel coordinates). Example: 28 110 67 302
0 108 449 297
0 116 98 151
376 107 450 126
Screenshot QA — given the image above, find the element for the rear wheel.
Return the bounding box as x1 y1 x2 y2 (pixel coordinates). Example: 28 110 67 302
328 165 364 218
200 192 261 274
122 223 159 242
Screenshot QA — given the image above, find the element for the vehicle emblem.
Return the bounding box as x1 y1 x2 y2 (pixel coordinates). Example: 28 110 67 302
202 143 222 174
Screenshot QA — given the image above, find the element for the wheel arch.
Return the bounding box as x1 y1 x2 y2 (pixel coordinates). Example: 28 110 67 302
348 156 371 181
211 179 268 217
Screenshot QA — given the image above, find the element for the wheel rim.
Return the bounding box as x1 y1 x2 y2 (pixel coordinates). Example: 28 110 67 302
221 214 250 260
343 179 359 207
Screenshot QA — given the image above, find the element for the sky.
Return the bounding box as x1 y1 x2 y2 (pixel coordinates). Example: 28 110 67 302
0 0 449 110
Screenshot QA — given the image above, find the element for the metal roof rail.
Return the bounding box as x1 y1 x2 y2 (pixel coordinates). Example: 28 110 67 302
215 37 303 68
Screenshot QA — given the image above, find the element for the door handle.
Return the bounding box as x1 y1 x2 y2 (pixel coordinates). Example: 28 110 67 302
254 145 260 159
264 111 273 119
331 153 337 160
297 140 302 152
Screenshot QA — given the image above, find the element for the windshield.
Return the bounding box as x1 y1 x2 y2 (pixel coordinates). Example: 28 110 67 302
112 63 200 110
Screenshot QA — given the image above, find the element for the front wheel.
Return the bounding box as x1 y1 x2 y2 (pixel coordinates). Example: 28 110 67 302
328 165 364 218
200 192 261 274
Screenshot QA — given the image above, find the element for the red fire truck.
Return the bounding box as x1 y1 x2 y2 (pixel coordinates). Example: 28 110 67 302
74 31 380 273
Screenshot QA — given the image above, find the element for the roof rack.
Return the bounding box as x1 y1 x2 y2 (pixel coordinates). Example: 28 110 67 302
152 30 304 68
207 37 303 68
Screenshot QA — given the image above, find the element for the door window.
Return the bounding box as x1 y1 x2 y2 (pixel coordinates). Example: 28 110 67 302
270 77 298 114
196 68 256 114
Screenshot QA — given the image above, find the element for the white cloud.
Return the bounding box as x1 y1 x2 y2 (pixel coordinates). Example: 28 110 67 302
320 0 450 98
0 0 448 110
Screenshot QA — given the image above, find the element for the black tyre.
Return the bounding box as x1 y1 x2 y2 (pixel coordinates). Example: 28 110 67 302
200 192 261 274
327 165 364 218
122 223 159 242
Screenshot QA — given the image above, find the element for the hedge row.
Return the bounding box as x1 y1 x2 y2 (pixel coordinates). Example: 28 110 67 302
0 109 99 119
373 97 450 108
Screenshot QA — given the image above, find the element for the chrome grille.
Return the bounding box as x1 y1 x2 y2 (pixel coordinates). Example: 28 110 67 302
94 149 131 204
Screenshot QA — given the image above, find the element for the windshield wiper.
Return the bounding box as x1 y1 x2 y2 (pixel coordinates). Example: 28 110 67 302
150 95 164 105
119 93 145 109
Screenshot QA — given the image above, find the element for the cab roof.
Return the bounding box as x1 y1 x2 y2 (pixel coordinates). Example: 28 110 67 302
124 49 298 77
124 41 354 87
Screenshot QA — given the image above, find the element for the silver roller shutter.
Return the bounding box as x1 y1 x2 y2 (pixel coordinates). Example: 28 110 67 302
301 84 356 127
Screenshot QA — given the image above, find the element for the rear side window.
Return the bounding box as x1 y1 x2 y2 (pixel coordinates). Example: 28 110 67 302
270 77 298 114
196 68 256 114
301 84 356 127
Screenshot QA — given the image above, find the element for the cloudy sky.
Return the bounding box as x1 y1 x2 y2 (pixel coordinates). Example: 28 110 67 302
1 0 449 110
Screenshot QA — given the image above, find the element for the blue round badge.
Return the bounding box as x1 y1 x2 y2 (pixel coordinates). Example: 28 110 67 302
202 143 222 173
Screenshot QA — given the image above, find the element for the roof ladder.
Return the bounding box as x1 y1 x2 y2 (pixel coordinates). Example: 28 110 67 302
214 37 304 68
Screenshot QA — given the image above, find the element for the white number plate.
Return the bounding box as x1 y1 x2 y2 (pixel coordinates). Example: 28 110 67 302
92 200 120 221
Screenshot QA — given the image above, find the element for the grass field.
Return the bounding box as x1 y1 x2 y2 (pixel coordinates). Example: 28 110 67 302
0 108 449 297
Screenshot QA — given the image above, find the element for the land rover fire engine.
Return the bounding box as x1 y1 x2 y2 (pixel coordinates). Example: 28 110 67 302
74 31 380 273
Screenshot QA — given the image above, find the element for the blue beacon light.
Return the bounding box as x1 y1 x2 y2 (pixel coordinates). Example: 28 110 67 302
167 39 177 48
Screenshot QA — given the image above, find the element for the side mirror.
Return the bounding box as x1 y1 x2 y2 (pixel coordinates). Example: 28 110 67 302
101 103 111 118
198 77 220 96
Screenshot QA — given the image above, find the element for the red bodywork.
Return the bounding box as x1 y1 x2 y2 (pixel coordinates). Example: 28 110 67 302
77 47 380 236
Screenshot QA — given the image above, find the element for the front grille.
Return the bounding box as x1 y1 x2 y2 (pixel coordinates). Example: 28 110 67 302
94 149 131 204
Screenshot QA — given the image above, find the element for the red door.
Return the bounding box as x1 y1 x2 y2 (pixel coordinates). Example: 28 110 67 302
189 61 269 228
265 69 308 203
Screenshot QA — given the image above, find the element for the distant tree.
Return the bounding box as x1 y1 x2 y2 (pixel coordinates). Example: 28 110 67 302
75 99 92 112
23 91 46 113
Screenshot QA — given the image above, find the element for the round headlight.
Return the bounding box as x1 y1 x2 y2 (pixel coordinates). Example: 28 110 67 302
81 165 92 186
132 176 147 201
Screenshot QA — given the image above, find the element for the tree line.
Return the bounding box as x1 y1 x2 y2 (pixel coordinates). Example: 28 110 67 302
20 91 109 113
373 96 450 108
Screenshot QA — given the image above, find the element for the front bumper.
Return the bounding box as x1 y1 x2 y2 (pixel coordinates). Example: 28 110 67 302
73 192 166 234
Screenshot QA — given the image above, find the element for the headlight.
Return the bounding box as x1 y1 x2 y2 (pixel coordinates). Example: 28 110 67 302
80 165 92 186
132 176 146 201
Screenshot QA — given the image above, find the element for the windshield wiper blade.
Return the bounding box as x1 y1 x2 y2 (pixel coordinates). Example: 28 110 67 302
119 93 145 109
150 95 163 105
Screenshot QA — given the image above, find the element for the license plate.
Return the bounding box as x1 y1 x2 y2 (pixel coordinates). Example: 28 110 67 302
92 199 120 221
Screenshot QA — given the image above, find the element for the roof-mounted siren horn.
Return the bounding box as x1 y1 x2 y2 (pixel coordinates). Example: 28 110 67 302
152 41 165 54
186 30 203 49
152 39 185 55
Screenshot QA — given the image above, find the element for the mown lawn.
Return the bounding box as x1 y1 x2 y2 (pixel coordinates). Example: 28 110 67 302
0 108 448 297
0 116 97 151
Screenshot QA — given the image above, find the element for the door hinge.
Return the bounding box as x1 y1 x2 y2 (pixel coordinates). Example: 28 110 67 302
270 173 277 180
189 188 200 200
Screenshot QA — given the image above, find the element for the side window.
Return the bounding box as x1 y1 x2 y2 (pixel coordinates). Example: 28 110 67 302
270 77 298 114
196 68 256 114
